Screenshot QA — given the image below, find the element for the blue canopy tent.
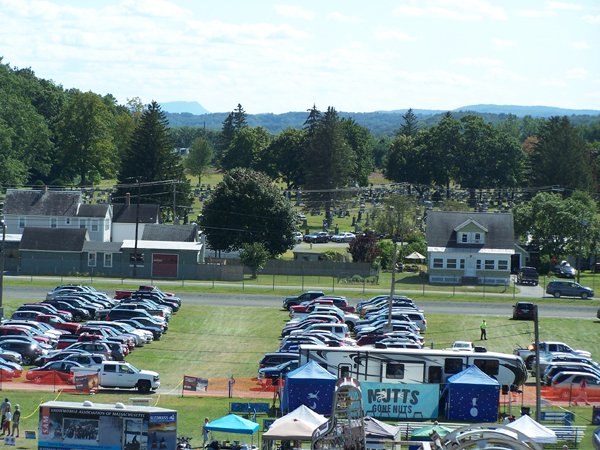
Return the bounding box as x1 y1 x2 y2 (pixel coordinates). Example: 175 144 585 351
205 414 260 434
282 361 337 415
445 365 500 423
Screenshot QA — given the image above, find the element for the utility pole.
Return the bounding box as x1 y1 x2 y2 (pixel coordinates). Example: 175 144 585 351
577 213 586 284
133 178 141 278
534 304 541 421
173 181 178 224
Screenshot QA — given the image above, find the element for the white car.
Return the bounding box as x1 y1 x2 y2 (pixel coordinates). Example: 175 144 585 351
331 232 356 243
451 341 475 351
293 232 303 243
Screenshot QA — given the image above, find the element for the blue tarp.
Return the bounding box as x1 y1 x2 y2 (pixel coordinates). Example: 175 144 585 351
205 414 259 435
445 365 500 423
282 361 337 415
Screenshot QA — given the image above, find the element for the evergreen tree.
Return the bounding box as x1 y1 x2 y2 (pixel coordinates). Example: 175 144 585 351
233 103 248 131
116 101 191 221
396 108 419 137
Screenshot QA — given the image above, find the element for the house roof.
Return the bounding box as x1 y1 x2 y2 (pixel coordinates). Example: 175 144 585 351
121 240 203 251
4 189 81 216
77 203 111 218
111 203 160 224
142 224 198 242
426 211 514 250
20 227 87 252
83 241 123 252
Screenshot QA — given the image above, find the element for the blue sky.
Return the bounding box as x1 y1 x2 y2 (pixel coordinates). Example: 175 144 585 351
1 0 599 114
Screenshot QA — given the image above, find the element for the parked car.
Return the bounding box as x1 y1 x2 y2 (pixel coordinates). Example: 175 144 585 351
303 232 329 243
282 291 325 310
293 232 303 243
0 339 49 365
546 280 594 299
553 261 576 278
258 352 299 369
550 371 600 389
512 302 536 320
330 232 356 243
26 360 85 382
543 362 600 386
517 267 539 286
258 359 299 383
451 341 475 351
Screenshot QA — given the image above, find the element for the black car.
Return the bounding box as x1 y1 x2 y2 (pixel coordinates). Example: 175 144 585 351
0 339 48 365
303 232 329 243
512 302 536 320
516 267 539 286
258 352 298 369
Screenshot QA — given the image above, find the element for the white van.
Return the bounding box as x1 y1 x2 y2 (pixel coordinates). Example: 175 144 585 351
300 323 349 340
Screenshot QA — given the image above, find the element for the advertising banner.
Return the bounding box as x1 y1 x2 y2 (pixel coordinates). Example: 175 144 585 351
74 373 99 391
361 382 440 420
183 375 208 392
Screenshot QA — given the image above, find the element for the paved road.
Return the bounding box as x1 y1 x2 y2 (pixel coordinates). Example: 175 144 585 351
4 283 598 320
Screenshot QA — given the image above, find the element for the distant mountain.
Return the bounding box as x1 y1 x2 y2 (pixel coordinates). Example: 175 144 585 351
164 104 600 136
160 101 209 114
454 104 600 117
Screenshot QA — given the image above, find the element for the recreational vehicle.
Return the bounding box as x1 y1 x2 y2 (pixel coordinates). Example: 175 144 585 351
299 345 528 388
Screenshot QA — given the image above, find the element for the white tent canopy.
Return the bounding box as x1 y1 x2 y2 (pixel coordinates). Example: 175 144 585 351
270 404 327 429
405 251 426 261
506 414 557 444
263 418 318 440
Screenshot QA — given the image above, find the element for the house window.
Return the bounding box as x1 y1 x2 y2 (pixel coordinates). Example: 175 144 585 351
476 260 482 270
485 260 495 270
18 217 25 229
460 259 465 269
474 233 482 243
104 253 113 267
50 217 57 228
461 233 467 243
79 219 86 229
91 220 99 232
88 252 97 267
433 258 443 269
446 258 457 269
498 260 508 271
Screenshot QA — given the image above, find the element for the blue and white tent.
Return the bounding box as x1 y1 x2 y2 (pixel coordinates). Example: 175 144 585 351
282 361 337 415
445 365 500 423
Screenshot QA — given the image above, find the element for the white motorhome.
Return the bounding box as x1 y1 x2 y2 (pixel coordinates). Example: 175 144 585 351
299 345 528 388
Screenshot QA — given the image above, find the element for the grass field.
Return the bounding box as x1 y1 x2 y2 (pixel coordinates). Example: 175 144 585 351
2 278 600 448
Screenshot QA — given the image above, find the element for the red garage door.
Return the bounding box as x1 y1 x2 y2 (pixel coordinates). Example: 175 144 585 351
152 253 178 278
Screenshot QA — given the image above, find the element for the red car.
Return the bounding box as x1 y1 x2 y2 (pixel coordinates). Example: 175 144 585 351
0 326 53 346
37 315 82 334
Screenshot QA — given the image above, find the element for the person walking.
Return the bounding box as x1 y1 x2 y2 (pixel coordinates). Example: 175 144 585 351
0 398 10 436
480 320 487 340
202 417 210 448
11 405 20 438
574 377 590 405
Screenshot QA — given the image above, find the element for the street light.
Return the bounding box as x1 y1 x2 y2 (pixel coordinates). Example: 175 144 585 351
0 219 6 319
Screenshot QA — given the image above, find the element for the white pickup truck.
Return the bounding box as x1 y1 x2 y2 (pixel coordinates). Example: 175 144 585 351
71 361 160 393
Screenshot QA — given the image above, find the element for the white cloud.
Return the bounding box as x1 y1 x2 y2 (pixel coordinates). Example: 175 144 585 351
273 4 314 21
453 57 502 67
547 1 583 11
492 38 516 49
328 11 360 24
515 9 558 18
582 14 600 23
394 0 507 21
566 67 589 79
572 41 591 49
374 30 415 42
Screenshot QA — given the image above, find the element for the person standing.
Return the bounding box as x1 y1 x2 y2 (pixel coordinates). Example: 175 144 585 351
0 398 10 436
203 417 210 448
480 320 487 340
11 405 20 438
2 406 11 436
574 377 590 405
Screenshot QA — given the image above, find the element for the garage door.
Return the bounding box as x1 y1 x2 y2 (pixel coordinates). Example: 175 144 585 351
152 253 178 278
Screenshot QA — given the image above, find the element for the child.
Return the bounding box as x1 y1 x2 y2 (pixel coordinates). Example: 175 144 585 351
2 406 11 436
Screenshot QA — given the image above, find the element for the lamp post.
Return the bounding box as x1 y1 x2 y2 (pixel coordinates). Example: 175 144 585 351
0 219 6 319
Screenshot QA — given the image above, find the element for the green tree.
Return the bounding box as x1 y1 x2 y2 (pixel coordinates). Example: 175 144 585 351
200 168 296 255
341 118 374 187
396 108 419 137
240 242 270 278
55 90 117 185
185 136 214 184
304 107 355 220
529 116 593 192
220 126 271 171
263 128 306 188
217 112 235 158
384 135 430 196
373 195 417 244
233 103 248 131
116 101 192 220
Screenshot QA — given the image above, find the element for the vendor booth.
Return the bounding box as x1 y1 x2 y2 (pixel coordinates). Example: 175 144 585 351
282 361 337 415
506 414 557 444
38 400 177 450
445 365 500 423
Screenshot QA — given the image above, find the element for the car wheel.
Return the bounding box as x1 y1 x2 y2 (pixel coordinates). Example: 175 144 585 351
33 375 43 384
581 292 589 299
137 380 151 393
553 291 561 298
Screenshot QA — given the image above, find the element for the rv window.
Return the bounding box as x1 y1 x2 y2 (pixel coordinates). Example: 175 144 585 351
444 358 463 374
474 359 499 376
428 366 443 384
339 365 351 379
386 363 405 379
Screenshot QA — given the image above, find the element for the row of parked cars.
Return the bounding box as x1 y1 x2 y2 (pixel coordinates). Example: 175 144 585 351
0 284 179 391
257 292 428 383
300 231 356 244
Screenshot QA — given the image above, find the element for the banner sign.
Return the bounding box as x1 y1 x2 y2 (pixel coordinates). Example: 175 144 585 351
361 382 440 419
74 373 99 391
183 375 208 392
